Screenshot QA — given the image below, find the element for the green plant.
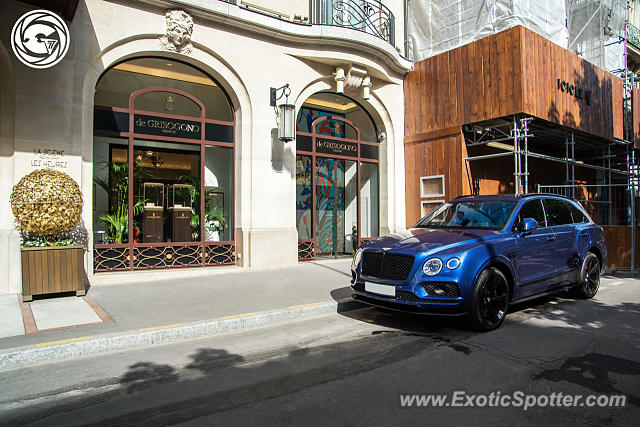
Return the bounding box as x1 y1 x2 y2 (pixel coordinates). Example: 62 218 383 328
205 204 227 233
21 236 76 247
95 161 146 244
98 198 145 244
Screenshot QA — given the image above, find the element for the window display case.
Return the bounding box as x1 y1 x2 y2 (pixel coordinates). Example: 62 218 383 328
142 182 164 242
168 184 193 242
143 182 164 208
168 184 192 209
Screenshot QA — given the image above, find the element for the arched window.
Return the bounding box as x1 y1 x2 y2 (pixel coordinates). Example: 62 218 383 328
93 57 235 272
295 93 380 261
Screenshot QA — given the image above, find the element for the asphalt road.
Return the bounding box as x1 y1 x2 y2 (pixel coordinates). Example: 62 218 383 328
0 276 638 426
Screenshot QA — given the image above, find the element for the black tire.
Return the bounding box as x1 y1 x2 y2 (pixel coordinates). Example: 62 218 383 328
467 267 510 332
571 252 600 299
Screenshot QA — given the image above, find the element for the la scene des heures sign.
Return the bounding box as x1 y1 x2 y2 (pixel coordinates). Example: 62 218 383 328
31 148 67 169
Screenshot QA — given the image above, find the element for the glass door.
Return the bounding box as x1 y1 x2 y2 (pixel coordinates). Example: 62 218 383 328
315 158 357 257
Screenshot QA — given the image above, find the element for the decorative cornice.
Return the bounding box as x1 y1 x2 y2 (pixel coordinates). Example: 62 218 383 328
131 0 413 75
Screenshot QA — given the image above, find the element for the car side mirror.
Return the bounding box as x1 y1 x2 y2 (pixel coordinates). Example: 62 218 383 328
522 218 538 235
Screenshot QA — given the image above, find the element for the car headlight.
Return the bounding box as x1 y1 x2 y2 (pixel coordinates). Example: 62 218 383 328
446 257 461 270
352 248 364 269
422 257 443 276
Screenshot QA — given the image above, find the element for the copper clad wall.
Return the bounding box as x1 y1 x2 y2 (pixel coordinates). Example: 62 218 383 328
404 25 624 141
403 25 624 227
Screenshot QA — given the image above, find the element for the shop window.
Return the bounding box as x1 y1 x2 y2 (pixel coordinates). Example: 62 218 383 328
297 92 377 142
95 57 233 121
204 146 234 242
134 91 201 118
93 58 236 272
93 137 129 244
133 140 201 244
360 162 379 238
296 155 312 240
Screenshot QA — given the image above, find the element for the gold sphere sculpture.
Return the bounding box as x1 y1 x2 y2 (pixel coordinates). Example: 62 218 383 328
10 169 83 237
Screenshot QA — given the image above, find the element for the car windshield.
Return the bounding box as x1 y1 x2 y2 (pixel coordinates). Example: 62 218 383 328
415 200 517 230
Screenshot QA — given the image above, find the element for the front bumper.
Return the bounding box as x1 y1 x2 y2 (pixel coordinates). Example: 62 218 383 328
351 281 468 315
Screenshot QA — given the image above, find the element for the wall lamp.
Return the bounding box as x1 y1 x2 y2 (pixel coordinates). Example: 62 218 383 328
270 84 295 142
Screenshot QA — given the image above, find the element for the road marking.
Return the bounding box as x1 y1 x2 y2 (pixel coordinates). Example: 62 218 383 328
608 281 623 286
138 323 183 332
287 303 321 310
220 312 258 320
36 336 91 347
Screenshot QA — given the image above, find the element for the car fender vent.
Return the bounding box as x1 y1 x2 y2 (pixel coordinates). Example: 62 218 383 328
396 290 458 304
423 282 460 298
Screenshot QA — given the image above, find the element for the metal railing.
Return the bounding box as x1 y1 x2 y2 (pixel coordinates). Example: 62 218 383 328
313 0 395 46
219 0 395 46
627 22 640 50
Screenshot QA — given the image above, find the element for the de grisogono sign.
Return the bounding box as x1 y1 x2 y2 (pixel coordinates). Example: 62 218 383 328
557 78 593 105
134 114 201 139
315 138 358 156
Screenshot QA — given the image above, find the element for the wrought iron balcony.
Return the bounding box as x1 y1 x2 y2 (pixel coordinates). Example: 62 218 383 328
313 0 395 46
628 22 640 50
216 0 395 46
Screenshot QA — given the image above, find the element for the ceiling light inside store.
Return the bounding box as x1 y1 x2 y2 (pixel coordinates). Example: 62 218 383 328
304 97 357 112
114 63 216 86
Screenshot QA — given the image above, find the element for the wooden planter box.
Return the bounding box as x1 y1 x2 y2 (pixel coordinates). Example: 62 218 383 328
21 245 86 301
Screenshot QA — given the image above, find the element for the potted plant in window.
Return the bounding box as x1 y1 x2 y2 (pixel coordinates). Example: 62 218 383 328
10 169 85 301
204 204 227 242
94 161 146 244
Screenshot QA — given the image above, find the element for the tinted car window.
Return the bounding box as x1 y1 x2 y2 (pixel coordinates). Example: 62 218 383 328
415 200 517 230
543 199 574 226
569 203 588 223
513 199 546 231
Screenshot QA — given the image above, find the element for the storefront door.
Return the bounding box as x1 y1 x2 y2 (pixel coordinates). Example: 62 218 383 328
296 113 379 261
315 158 359 256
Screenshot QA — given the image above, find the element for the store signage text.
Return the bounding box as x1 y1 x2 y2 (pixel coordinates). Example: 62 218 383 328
557 78 593 105
316 138 358 156
31 148 67 168
134 114 201 140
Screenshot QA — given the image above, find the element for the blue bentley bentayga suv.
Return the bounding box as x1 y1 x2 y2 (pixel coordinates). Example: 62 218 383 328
351 194 606 331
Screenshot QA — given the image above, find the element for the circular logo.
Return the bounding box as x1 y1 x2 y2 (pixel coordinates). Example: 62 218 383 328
11 9 70 69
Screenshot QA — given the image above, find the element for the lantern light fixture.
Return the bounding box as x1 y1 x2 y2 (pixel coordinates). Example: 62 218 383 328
270 84 295 142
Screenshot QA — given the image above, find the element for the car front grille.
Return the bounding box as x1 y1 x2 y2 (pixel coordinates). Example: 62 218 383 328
362 252 415 280
423 282 460 298
396 290 458 304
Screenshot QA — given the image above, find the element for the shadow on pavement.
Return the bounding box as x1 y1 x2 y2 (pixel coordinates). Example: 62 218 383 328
2 296 639 425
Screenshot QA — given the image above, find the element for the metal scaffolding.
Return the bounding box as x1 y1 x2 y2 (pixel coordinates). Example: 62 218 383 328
463 114 639 272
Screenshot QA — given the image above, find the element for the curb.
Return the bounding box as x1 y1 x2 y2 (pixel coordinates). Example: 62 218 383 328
0 297 362 370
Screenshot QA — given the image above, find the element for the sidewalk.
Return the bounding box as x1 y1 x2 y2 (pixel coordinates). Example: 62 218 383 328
0 259 361 369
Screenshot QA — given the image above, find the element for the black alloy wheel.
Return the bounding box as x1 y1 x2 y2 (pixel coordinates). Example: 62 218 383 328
572 252 600 299
468 267 510 332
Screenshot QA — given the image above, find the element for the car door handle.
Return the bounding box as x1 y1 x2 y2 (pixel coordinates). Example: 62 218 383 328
547 236 556 241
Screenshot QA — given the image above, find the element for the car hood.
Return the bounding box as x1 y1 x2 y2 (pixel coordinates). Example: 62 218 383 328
365 228 501 253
